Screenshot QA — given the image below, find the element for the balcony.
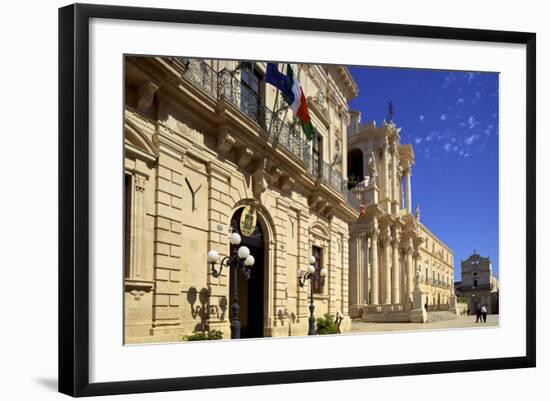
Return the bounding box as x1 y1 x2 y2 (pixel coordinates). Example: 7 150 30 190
420 277 452 289
176 58 359 211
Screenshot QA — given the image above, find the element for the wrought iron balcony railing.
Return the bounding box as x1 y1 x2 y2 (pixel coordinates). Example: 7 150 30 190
175 58 359 210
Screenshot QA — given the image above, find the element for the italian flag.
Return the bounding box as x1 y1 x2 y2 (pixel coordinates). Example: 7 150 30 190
286 64 315 141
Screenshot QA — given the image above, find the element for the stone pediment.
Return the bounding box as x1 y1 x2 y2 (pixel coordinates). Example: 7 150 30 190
125 118 159 163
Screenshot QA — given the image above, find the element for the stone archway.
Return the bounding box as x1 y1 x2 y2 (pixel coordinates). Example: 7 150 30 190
228 203 274 338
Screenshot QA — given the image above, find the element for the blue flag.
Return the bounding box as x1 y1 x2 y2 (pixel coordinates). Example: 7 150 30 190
265 63 294 105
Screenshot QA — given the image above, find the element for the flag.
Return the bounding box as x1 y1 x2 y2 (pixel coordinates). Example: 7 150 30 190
265 63 293 105
265 63 315 140
286 64 315 140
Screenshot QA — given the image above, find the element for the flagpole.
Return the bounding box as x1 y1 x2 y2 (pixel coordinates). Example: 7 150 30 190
282 65 308 164
267 63 282 138
266 64 309 168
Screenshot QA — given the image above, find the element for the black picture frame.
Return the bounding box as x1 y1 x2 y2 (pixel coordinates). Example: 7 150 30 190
59 3 536 397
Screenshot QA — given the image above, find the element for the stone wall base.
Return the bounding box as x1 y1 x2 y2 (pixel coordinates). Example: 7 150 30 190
349 304 363 319
125 316 352 343
360 304 429 323
410 308 427 323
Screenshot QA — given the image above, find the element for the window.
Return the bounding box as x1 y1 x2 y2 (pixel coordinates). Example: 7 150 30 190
124 174 132 278
347 148 363 189
312 246 323 294
240 63 264 124
473 279 478 288
312 133 323 178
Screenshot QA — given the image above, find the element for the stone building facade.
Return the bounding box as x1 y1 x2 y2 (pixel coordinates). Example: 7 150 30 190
123 56 359 343
346 112 455 322
455 252 499 314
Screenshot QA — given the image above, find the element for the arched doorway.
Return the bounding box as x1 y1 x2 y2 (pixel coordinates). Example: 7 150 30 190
229 207 266 338
347 148 364 189
470 295 480 315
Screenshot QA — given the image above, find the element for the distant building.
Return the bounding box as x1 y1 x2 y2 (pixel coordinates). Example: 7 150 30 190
346 112 455 322
455 251 499 314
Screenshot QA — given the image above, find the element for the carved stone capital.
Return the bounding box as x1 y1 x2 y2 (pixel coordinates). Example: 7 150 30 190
368 227 380 240
134 175 146 192
391 139 399 154
379 226 391 246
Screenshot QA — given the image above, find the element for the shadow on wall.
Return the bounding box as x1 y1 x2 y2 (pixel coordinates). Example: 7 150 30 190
186 286 228 332
277 308 297 336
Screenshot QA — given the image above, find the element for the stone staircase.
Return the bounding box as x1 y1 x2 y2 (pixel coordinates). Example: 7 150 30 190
427 310 459 323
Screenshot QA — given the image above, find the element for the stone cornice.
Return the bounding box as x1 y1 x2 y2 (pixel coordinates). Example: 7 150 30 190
325 65 359 101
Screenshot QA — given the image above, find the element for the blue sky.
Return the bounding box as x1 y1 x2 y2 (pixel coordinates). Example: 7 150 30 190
348 66 499 280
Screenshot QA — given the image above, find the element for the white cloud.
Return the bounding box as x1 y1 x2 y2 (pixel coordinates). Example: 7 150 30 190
456 98 464 105
459 122 466 127
464 153 470 158
459 150 464 156
466 72 475 84
441 73 456 89
443 143 452 152
440 114 447 121
415 137 422 144
465 134 479 145
467 116 479 129
472 91 481 103
419 115 425 122
453 145 459 152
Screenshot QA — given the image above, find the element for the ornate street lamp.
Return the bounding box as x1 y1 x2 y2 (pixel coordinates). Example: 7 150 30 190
297 256 327 335
207 232 255 339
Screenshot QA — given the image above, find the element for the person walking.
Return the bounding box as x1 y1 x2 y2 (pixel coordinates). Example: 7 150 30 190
481 304 488 323
475 304 482 323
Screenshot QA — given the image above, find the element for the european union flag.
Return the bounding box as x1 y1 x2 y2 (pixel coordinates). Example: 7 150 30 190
265 63 294 105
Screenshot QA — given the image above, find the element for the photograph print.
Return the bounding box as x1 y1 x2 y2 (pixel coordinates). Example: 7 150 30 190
123 56 499 344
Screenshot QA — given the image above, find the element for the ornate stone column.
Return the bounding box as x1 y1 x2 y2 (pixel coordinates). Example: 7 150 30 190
370 228 379 304
349 227 363 313
406 245 414 306
406 163 412 214
398 167 404 209
391 226 401 304
356 231 364 307
413 249 421 292
381 226 392 305
363 234 370 304
391 141 398 208
383 142 390 200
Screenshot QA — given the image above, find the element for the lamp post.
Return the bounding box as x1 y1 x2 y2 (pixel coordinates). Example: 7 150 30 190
297 256 327 335
207 232 255 339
